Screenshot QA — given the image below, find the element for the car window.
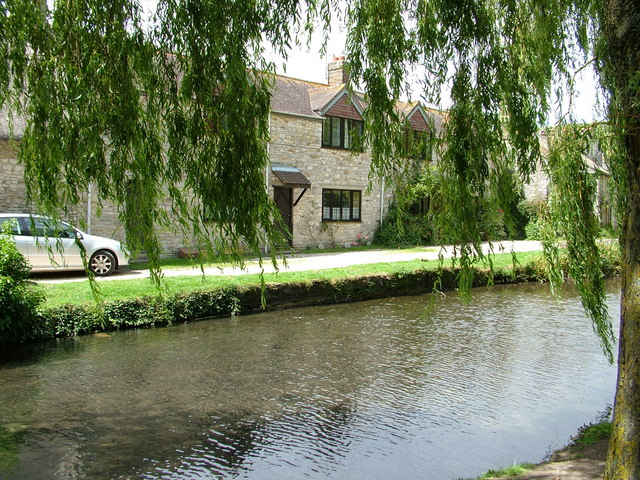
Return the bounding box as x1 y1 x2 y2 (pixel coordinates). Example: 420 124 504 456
29 218 75 239
0 217 22 235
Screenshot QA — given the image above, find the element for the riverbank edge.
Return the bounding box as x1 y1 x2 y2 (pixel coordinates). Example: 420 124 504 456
478 421 611 480
15 256 620 345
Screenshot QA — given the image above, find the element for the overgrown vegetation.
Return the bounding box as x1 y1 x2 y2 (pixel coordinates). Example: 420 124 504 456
0 225 45 344
375 167 529 248
38 287 242 340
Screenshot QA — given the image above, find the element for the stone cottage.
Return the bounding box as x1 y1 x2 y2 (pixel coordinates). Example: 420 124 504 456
0 58 441 254
523 131 613 226
266 57 440 249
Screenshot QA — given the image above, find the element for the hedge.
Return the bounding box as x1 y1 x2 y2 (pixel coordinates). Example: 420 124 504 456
1 248 622 346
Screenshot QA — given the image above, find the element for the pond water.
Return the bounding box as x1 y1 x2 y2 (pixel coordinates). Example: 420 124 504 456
0 280 619 480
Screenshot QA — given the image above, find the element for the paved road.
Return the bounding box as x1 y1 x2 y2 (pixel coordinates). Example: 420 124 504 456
34 240 543 284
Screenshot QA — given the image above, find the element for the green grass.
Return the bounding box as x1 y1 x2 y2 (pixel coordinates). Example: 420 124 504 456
478 463 537 478
39 250 543 308
128 245 440 270
573 421 612 446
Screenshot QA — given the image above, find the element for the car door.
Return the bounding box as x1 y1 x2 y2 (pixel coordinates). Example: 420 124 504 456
0 216 30 261
24 217 84 269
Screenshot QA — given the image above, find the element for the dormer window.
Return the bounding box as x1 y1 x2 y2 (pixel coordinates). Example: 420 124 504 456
322 116 364 151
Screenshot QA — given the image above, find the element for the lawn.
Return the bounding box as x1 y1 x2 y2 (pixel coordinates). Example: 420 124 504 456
39 250 544 308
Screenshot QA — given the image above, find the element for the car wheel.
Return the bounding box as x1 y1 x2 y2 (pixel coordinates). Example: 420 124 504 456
89 250 116 276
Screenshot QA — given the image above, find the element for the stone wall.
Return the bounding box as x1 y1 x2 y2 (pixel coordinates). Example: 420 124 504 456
0 139 186 256
269 112 393 249
0 140 28 212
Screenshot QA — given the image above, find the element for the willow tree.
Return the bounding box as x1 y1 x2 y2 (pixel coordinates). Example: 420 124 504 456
1 0 639 477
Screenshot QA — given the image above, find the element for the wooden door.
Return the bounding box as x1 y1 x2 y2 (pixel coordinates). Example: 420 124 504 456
273 186 293 246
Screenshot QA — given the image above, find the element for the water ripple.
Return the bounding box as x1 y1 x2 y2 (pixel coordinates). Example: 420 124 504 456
0 281 619 480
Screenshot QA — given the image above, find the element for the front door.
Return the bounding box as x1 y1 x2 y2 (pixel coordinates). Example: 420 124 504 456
273 186 293 246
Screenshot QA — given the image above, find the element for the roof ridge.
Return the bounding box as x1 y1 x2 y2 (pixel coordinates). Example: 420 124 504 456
266 71 329 88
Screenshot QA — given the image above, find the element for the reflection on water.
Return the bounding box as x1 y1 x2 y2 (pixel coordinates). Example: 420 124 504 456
0 280 619 480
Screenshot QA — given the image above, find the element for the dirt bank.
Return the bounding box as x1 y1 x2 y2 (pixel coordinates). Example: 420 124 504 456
484 436 609 480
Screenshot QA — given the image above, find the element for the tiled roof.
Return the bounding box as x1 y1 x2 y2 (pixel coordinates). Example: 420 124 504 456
270 76 324 118
1 72 447 138
308 85 344 112
269 72 446 132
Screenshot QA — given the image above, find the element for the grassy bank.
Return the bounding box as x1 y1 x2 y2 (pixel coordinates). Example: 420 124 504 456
1 245 620 346
41 250 542 307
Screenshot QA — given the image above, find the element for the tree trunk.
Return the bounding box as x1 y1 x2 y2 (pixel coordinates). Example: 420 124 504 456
603 0 640 477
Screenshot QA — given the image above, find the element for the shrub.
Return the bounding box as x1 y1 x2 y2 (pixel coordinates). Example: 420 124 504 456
169 288 240 322
525 220 543 240
0 225 45 345
103 296 173 328
48 304 102 337
374 203 435 247
519 200 547 240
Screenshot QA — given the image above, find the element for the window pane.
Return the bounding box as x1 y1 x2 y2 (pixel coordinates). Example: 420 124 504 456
342 190 351 220
31 218 49 237
332 190 341 219
352 191 361 220
350 120 364 151
344 121 351 149
322 189 362 221
322 118 331 146
331 118 341 147
322 190 332 219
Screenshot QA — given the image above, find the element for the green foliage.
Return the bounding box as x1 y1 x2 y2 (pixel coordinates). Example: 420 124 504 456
0 426 27 470
574 422 612 446
479 463 536 478
170 289 240 322
524 221 542 240
41 287 243 337
0 225 45 345
376 164 527 248
1 0 300 284
0 222 31 282
544 126 615 360
374 203 434 247
47 304 101 337
103 297 173 328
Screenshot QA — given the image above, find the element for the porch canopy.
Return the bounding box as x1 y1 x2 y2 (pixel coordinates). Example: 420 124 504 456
271 164 311 188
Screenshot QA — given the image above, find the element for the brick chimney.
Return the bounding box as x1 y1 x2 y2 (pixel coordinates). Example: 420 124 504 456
328 56 349 85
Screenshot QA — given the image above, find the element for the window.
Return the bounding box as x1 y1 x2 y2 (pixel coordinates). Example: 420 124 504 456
322 189 361 221
0 217 22 236
322 117 364 151
28 217 76 238
402 129 431 160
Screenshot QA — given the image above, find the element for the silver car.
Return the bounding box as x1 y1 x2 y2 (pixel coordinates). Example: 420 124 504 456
0 214 128 276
